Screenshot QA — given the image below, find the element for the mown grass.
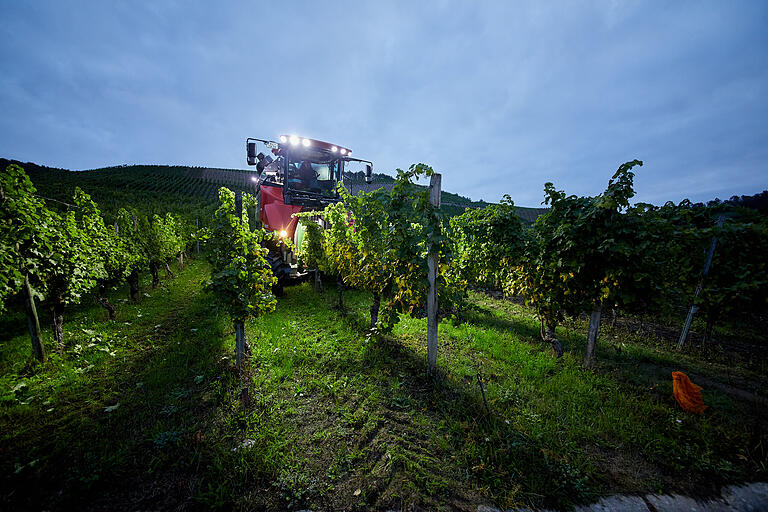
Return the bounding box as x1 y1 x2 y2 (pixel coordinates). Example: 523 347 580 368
1 259 236 509
1 265 766 511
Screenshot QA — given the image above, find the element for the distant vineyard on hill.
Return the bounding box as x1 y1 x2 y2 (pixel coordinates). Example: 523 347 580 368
0 159 548 221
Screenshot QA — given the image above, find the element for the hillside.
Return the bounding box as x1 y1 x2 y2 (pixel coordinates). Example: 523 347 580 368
1 159 548 222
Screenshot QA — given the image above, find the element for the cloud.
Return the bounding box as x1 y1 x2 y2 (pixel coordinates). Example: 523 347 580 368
0 0 766 206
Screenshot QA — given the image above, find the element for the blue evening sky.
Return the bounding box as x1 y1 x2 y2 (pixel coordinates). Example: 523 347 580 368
1 1 766 206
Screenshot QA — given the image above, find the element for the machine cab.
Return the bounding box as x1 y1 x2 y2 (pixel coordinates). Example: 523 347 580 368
247 135 372 209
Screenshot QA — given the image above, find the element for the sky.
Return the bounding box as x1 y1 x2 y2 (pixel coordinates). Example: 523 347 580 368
1 1 766 207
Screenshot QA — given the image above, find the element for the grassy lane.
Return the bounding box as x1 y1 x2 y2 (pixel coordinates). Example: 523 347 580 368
1 269 765 511
230 285 766 510
1 259 236 510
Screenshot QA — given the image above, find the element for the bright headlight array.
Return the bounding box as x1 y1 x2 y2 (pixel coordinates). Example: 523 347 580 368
278 135 350 155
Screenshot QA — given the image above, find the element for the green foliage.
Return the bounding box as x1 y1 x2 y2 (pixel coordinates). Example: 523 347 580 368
0 176 112 343
115 208 150 273
102 225 140 289
299 164 466 331
317 184 393 300
695 211 768 325
206 187 276 323
450 195 525 289
617 199 768 335
386 164 466 324
0 164 55 309
509 160 643 330
141 212 184 266
69 188 136 290
296 216 326 272
174 213 200 254
506 158 767 350
2 165 148 347
43 189 107 307
618 200 697 314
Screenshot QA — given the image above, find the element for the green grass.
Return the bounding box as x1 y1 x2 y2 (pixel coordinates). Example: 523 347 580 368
1 265 766 510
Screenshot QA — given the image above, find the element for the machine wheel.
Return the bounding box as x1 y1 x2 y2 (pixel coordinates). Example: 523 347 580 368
267 253 291 296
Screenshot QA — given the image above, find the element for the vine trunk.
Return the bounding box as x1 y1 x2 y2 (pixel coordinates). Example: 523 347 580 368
128 270 139 303
150 262 160 288
23 274 45 363
370 292 380 329
544 323 563 357
52 297 65 349
97 284 116 320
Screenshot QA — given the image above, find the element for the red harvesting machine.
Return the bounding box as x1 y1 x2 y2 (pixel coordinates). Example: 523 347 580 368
245 134 373 291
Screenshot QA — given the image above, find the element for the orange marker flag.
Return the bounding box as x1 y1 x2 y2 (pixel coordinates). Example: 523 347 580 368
672 371 707 414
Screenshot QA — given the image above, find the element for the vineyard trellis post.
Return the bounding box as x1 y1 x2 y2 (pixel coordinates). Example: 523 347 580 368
677 214 725 349
584 304 602 367
427 173 441 375
195 218 200 254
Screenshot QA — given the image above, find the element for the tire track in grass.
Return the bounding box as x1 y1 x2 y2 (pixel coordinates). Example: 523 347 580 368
244 283 486 511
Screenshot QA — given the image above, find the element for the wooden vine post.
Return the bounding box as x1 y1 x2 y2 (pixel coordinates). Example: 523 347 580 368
195 218 200 254
427 173 441 376
584 305 602 367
